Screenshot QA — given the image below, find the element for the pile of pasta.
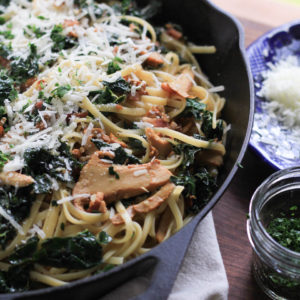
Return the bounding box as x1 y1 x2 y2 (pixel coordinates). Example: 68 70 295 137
0 0 226 292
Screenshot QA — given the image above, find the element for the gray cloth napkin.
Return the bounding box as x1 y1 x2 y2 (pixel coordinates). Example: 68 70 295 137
102 212 228 300
169 212 228 300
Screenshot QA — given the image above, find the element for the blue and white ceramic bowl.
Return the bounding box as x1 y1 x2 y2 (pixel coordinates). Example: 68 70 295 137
247 20 300 170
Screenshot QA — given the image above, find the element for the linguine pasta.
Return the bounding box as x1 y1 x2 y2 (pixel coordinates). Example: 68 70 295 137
0 0 227 292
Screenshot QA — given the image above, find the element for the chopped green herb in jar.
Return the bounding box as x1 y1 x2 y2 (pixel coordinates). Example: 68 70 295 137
267 206 300 252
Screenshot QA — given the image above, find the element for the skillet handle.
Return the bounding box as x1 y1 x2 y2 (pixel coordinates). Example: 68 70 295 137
133 218 199 300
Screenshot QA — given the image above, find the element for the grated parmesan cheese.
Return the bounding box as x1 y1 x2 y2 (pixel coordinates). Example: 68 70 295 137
0 206 24 235
258 56 300 126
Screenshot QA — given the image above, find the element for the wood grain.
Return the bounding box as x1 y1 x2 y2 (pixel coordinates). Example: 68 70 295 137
212 16 280 300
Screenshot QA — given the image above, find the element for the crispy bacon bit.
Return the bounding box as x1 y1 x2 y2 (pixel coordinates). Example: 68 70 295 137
20 77 37 92
87 192 107 213
145 128 172 157
127 81 147 101
109 133 128 148
36 121 45 131
74 111 89 118
146 52 164 67
63 19 80 27
168 68 194 98
0 172 34 187
197 150 223 167
166 24 183 40
72 149 81 159
36 80 46 90
35 101 43 110
161 82 173 94
0 56 9 69
0 126 4 137
113 46 119 55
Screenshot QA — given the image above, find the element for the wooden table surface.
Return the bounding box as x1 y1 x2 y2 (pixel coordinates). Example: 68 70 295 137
210 1 300 299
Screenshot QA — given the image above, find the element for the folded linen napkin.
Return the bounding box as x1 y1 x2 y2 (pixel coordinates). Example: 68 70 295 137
102 212 228 300
169 212 228 300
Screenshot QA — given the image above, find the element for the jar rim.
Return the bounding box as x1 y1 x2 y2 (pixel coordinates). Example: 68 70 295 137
249 167 300 262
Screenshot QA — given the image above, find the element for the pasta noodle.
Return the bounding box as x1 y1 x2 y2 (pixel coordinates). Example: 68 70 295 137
0 0 227 293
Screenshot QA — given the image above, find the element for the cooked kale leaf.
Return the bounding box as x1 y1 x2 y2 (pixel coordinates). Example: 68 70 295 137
91 138 140 165
23 142 82 193
103 77 130 95
171 168 217 214
107 57 122 75
0 185 35 249
89 86 126 105
0 264 31 293
8 236 38 265
179 98 206 120
0 73 17 105
34 230 103 269
173 143 202 170
9 44 39 83
201 111 223 141
50 24 77 52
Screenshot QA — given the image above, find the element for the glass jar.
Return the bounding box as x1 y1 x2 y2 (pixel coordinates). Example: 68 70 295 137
247 167 300 300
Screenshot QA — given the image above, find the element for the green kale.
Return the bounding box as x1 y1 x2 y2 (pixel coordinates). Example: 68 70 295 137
23 142 82 193
0 42 11 59
173 143 202 170
0 73 17 105
103 77 130 95
127 137 145 155
113 0 161 20
107 57 122 75
50 24 77 52
0 150 10 170
8 236 38 265
51 84 71 98
108 166 119 179
9 44 39 84
25 25 45 38
0 0 11 7
32 174 53 194
0 17 5 25
34 230 103 269
0 29 14 39
0 185 35 249
89 86 126 105
179 98 206 120
91 138 140 165
201 111 223 141
99 231 112 245
0 264 31 293
171 168 217 214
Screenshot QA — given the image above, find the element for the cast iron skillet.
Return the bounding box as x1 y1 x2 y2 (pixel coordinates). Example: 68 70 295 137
0 0 253 299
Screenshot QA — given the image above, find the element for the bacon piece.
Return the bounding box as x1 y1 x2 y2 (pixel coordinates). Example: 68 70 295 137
86 192 107 213
20 77 37 92
145 128 172 157
166 24 183 40
197 150 223 167
0 126 4 137
168 68 194 98
63 19 80 27
72 155 172 205
111 183 175 225
0 172 34 187
146 52 164 67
